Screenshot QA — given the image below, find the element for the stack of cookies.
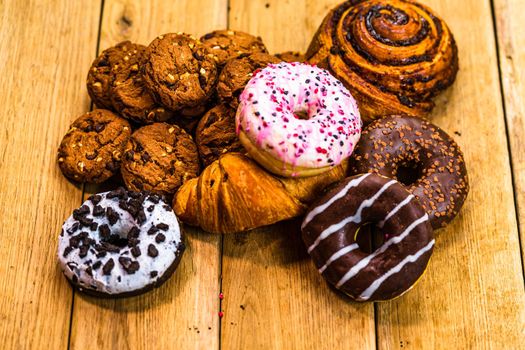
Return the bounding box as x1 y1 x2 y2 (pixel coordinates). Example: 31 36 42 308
58 30 305 196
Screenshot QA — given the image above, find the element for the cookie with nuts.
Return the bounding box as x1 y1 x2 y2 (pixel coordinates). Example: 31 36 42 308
58 109 131 183
86 41 139 109
110 44 173 124
196 104 244 166
121 123 200 196
200 30 268 67
275 51 306 63
217 52 280 108
142 33 218 112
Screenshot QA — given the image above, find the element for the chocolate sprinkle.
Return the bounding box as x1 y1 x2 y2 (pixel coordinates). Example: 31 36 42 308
102 258 115 275
147 244 159 257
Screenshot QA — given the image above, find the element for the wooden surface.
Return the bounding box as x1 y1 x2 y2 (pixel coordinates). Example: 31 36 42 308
0 0 524 349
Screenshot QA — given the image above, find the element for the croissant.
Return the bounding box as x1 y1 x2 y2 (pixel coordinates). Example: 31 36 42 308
306 0 458 123
173 153 348 234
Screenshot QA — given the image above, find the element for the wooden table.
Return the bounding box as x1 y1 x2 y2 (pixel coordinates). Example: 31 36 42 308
1 0 524 349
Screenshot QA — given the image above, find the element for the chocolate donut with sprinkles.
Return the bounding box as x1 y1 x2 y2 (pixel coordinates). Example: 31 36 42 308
236 62 361 177
349 115 469 229
58 188 185 297
301 173 434 301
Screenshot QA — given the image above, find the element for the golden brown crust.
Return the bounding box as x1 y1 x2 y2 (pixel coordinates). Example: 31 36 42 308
58 110 131 183
173 153 347 234
121 123 200 196
217 53 281 108
195 104 244 166
200 30 268 67
305 0 458 123
142 33 218 111
275 51 306 63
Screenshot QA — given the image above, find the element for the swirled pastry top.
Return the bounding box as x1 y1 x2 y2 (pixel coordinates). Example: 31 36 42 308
306 0 458 121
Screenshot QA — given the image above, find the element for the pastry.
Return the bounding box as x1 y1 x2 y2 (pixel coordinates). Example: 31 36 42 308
349 115 469 229
236 62 361 177
306 0 459 122
142 33 218 111
302 173 434 301
173 153 348 234
275 51 306 63
58 188 185 297
121 123 200 196
87 41 139 109
217 52 281 108
58 109 131 183
195 104 244 166
110 43 173 123
200 30 268 67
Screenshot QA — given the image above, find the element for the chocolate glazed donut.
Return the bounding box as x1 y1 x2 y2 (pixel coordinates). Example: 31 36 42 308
302 173 434 301
306 0 458 122
349 115 469 229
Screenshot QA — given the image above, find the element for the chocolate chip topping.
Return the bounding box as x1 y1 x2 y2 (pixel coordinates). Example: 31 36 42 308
102 258 115 275
147 244 159 257
118 256 140 274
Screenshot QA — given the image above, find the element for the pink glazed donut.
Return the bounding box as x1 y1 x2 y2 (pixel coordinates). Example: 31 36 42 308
236 62 362 177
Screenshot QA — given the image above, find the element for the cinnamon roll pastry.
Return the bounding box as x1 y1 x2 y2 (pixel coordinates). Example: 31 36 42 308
306 0 458 122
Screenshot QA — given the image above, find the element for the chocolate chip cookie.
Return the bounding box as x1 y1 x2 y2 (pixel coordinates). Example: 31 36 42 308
200 30 268 67
58 109 131 183
217 52 280 108
110 44 173 124
275 51 305 63
142 33 218 112
87 41 140 109
196 104 244 166
121 123 200 196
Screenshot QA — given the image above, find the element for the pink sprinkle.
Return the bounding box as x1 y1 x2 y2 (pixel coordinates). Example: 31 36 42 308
219 292 224 300
316 147 327 154
218 311 224 318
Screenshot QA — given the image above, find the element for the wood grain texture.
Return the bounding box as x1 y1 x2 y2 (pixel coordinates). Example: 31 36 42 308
221 1 375 349
494 0 525 265
69 1 227 349
376 0 525 348
0 1 101 349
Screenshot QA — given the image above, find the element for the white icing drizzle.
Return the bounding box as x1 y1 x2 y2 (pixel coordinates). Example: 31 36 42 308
377 194 415 228
335 213 429 288
357 239 435 301
301 173 370 230
318 243 359 274
307 179 397 254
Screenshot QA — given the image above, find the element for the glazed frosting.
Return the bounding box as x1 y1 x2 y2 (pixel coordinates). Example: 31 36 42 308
236 62 361 170
58 190 183 295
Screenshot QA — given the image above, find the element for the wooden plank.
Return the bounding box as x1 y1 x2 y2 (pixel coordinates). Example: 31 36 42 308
0 1 101 349
69 1 227 349
221 1 376 349
493 0 525 265
376 0 525 348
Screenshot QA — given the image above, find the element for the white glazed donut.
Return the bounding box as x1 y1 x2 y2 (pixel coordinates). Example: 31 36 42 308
236 62 362 177
57 188 184 297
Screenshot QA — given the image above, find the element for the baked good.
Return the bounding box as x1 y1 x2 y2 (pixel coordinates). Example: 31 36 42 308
121 123 200 196
217 52 281 108
200 30 268 67
195 104 244 166
87 41 139 109
58 188 185 297
236 62 361 177
110 43 173 123
142 33 218 111
302 173 434 301
275 51 305 63
58 109 131 183
349 115 469 229
306 0 459 122
173 153 348 234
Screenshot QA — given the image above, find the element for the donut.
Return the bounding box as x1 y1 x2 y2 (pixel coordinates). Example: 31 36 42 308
58 188 185 297
236 62 362 177
349 115 469 229
301 173 434 301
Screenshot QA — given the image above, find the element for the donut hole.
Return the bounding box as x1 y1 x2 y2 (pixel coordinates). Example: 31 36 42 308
293 108 310 120
354 223 385 254
105 234 129 248
396 161 423 186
